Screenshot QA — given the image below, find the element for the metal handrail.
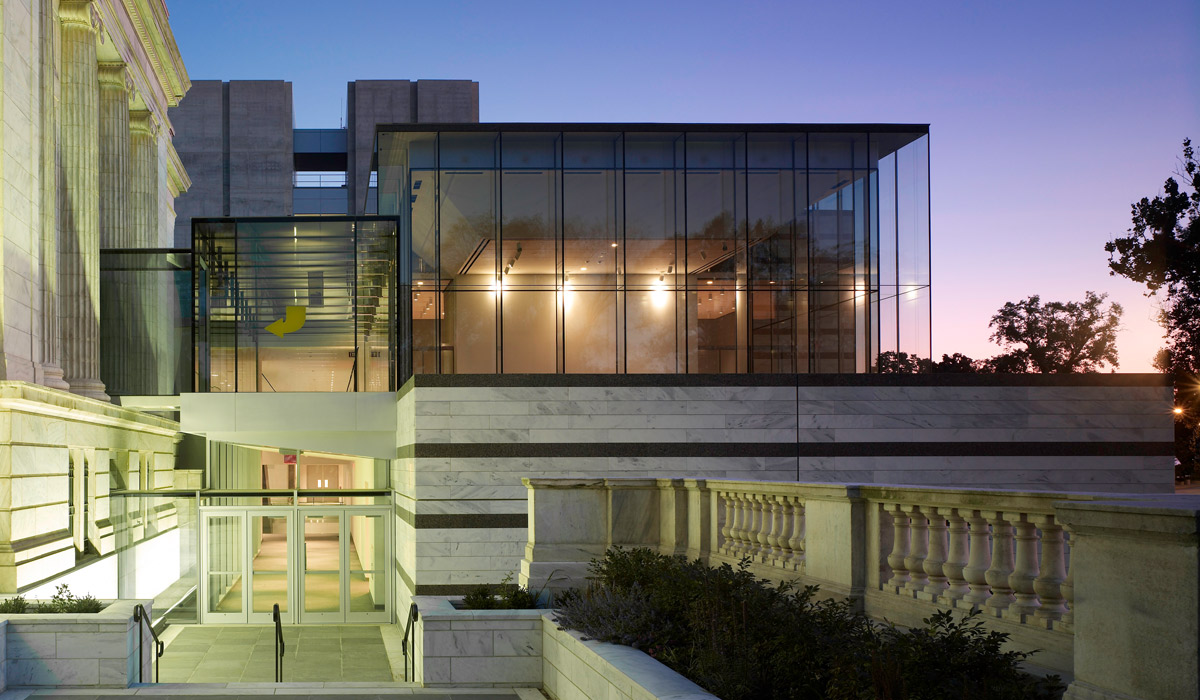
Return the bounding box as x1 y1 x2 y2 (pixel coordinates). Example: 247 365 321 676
401 602 419 682
273 603 285 682
132 604 164 683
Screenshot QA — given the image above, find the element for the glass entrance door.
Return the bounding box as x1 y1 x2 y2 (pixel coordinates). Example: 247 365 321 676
202 512 245 623
249 513 292 622
200 505 390 624
300 512 342 622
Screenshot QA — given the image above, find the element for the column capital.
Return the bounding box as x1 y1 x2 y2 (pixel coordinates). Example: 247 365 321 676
59 1 100 32
129 110 159 138
97 62 129 89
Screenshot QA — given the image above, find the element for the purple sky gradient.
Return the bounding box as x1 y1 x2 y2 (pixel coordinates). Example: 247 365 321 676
169 0 1199 371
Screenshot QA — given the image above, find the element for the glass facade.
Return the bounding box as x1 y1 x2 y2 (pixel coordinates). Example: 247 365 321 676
192 217 399 392
377 125 930 375
99 249 193 396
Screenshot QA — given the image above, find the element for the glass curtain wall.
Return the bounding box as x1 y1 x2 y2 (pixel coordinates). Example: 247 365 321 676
99 250 193 396
376 126 930 375
193 217 397 392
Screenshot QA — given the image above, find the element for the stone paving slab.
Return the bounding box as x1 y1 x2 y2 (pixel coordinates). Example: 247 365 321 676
159 626 396 684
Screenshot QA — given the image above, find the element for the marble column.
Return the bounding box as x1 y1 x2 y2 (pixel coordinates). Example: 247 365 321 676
98 63 131 248
58 1 108 401
97 63 131 396
130 111 160 394
38 0 69 389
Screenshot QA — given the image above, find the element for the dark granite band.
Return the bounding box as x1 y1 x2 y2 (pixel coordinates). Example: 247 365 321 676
396 502 528 530
408 372 1170 389
411 441 1175 459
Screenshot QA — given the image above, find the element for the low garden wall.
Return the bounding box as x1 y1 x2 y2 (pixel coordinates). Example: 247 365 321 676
2 600 153 688
413 597 715 699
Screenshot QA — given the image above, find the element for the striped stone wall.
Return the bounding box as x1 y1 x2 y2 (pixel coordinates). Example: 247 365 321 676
393 373 1174 598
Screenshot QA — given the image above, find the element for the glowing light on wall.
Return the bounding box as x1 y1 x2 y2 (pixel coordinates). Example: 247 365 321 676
651 284 668 308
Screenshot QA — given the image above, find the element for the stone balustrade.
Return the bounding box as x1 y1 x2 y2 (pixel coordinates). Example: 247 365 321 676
522 477 1200 700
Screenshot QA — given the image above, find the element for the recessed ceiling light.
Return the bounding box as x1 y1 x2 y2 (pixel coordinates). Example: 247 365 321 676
580 266 587 271
611 242 618 248
706 280 713 285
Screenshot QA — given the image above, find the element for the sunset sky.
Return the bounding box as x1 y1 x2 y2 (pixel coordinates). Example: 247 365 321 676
170 0 1199 371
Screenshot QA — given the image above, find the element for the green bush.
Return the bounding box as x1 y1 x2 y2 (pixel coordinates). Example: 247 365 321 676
37 584 103 614
0 595 28 614
555 548 1063 700
459 572 546 610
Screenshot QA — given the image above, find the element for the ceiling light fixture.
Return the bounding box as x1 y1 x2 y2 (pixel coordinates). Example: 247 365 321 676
611 242 618 248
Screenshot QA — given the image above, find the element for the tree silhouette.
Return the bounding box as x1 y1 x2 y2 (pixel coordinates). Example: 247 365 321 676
1106 137 1199 477
987 292 1122 373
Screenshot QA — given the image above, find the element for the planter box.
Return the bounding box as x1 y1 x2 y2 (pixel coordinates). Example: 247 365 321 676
1 600 154 688
413 597 715 699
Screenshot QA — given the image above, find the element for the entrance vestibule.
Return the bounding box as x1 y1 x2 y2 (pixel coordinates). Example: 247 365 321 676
200 505 390 624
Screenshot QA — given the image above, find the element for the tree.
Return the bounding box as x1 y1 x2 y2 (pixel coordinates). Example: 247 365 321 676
875 351 931 374
932 353 980 373
1106 138 1200 477
987 292 1123 373
1105 138 1200 375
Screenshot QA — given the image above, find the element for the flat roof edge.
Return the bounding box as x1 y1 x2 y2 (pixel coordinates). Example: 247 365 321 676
375 122 930 133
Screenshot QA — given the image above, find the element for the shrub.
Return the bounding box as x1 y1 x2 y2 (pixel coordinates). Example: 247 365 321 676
459 572 547 610
38 584 103 614
555 547 1063 700
0 595 28 614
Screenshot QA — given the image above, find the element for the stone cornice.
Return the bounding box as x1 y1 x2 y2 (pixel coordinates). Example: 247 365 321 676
165 140 191 196
0 381 179 435
120 0 189 107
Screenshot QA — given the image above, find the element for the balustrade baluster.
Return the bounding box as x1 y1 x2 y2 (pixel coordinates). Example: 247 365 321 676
753 495 772 561
904 506 930 594
742 495 761 559
1033 515 1068 623
962 512 992 606
984 512 1016 612
728 493 747 556
1007 514 1040 618
940 508 969 601
1061 525 1075 627
719 492 735 554
922 507 949 599
765 496 785 562
787 497 805 569
777 498 795 566
885 504 911 589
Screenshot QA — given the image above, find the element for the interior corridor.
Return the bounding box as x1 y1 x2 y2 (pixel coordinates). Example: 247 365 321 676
213 531 377 614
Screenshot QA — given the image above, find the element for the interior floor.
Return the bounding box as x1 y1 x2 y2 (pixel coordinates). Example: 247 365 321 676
213 531 381 615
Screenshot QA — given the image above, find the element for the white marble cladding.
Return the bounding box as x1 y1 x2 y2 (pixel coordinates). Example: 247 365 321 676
2 600 152 688
0 382 180 590
412 383 1171 444
412 597 716 699
396 379 1172 594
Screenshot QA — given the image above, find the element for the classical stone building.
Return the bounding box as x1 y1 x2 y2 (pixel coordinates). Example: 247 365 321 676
0 0 191 594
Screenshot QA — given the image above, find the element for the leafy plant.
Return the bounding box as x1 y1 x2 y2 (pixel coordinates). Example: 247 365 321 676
38 584 102 614
0 595 28 614
555 547 1063 700
459 572 549 610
